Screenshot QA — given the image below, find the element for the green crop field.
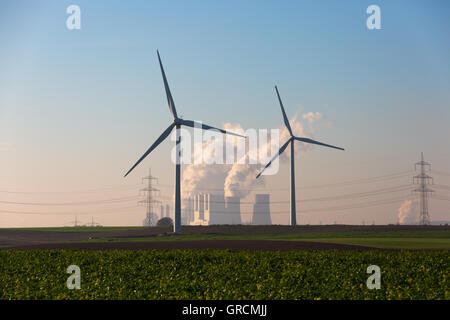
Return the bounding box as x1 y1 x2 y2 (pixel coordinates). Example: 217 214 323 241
84 230 450 249
0 250 448 300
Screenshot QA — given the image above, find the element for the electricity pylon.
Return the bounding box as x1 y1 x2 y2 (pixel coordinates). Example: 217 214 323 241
139 168 161 226
413 152 433 225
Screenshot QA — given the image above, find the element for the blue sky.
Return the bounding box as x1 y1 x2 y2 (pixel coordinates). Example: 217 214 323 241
0 0 449 226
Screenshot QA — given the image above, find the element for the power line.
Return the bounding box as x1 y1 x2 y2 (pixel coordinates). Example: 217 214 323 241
433 195 450 202
0 205 140 216
151 184 412 204
84 216 102 227
1 193 419 217
3 166 448 220
0 169 416 196
433 170 450 177
295 170 413 189
65 216 81 227
156 170 414 192
1 186 428 213
293 185 411 203
1 167 447 197
434 184 450 191
0 195 141 206
0 192 411 216
296 195 410 214
161 195 411 215
0 184 142 194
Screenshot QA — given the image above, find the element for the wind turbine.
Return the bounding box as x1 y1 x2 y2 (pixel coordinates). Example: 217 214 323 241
124 51 244 233
256 86 344 226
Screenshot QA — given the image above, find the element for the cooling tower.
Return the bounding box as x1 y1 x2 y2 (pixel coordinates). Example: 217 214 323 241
251 194 271 225
225 196 241 224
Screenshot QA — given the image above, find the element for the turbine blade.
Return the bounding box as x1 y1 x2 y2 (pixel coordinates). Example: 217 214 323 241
179 119 246 138
124 123 175 177
157 50 178 119
275 86 293 136
294 136 344 151
256 139 291 178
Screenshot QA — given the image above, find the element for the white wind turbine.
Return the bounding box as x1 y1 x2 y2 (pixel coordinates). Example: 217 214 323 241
256 86 344 226
124 51 244 233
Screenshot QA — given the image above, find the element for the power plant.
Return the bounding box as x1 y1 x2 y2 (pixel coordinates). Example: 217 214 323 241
174 193 273 226
188 193 242 225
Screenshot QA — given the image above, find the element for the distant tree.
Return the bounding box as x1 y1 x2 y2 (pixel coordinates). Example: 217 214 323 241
157 217 173 227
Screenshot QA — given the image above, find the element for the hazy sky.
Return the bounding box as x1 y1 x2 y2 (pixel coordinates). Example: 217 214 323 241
1 0 449 227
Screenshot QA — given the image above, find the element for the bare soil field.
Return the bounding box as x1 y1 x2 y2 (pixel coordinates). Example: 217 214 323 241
0 225 447 250
6 239 380 251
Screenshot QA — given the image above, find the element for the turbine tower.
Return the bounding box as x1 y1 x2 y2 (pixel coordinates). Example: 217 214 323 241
256 86 344 226
124 51 244 233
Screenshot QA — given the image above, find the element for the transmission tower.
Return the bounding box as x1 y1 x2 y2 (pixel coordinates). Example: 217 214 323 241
139 168 161 226
85 216 101 227
65 216 81 227
413 152 434 225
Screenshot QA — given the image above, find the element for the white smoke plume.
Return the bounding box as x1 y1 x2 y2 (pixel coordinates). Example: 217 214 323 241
302 112 323 124
397 199 419 225
225 163 264 198
221 123 264 198
181 122 263 200
181 110 323 200
182 164 228 196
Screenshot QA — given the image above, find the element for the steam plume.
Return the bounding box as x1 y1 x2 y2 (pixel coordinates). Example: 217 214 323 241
181 111 322 200
302 112 323 124
397 199 419 225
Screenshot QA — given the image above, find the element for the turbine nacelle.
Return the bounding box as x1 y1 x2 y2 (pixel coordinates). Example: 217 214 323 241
256 86 344 178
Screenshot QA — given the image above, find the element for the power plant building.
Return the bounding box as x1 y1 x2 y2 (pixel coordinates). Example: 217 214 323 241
189 193 242 225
